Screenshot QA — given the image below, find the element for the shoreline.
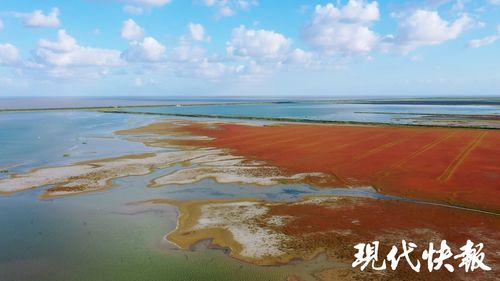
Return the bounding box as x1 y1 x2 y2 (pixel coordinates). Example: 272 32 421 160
0 121 334 198
142 194 500 279
1 100 498 129
100 110 500 130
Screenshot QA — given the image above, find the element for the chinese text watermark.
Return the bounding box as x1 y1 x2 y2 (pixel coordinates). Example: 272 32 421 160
352 240 491 273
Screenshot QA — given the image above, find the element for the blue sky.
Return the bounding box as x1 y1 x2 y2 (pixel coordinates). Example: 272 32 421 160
0 0 499 97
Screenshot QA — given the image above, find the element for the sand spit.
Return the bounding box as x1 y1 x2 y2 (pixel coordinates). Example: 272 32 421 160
152 162 328 187
0 149 224 197
148 195 500 279
0 147 330 197
147 198 296 265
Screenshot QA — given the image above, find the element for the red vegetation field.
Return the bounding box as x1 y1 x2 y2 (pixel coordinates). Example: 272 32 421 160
267 197 500 280
178 123 500 213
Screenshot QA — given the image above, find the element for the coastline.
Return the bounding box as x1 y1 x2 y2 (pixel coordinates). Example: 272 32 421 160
142 195 500 280
0 120 332 198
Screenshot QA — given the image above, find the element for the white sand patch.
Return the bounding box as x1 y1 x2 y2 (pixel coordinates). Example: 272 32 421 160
265 215 292 227
0 149 224 195
0 165 94 193
188 154 247 166
152 165 327 186
194 201 288 258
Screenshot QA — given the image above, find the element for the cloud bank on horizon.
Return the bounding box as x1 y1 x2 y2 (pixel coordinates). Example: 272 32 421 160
0 0 499 96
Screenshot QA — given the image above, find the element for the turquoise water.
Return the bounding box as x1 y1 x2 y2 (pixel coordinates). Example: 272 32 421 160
0 183 261 281
0 111 159 176
125 102 500 124
0 164 337 281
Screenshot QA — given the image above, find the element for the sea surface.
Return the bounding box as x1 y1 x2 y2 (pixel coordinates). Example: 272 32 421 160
0 111 160 176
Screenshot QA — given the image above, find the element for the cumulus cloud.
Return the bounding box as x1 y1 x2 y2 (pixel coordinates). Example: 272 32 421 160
122 37 166 62
188 22 207 41
121 19 145 40
187 58 233 80
468 26 500 48
18 7 61 28
301 1 380 55
0 44 19 65
196 60 230 79
171 45 206 62
288 48 314 64
226 25 291 60
385 9 473 53
200 0 257 17
33 29 122 66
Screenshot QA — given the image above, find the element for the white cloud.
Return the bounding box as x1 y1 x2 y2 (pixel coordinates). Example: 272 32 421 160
122 36 166 62
301 1 380 55
21 7 61 28
33 30 122 66
191 58 232 80
468 26 500 48
234 60 269 81
468 34 499 48
200 0 257 17
121 19 145 40
0 43 19 65
488 0 500 5
188 22 207 41
171 45 206 62
226 25 291 60
288 48 314 64
387 9 472 53
312 0 379 23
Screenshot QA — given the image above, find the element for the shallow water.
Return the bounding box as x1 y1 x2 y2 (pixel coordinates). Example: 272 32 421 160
0 111 160 176
0 110 350 281
0 164 347 281
125 102 500 124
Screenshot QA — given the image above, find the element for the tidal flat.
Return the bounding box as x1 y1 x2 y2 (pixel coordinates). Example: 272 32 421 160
0 106 499 281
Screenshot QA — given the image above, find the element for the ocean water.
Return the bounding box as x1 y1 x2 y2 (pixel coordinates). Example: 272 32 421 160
125 102 500 124
0 111 160 176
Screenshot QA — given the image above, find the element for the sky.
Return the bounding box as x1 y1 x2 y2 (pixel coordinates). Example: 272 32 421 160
0 0 499 97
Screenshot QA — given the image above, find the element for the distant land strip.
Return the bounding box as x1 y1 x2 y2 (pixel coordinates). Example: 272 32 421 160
98 110 500 130
355 111 500 116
